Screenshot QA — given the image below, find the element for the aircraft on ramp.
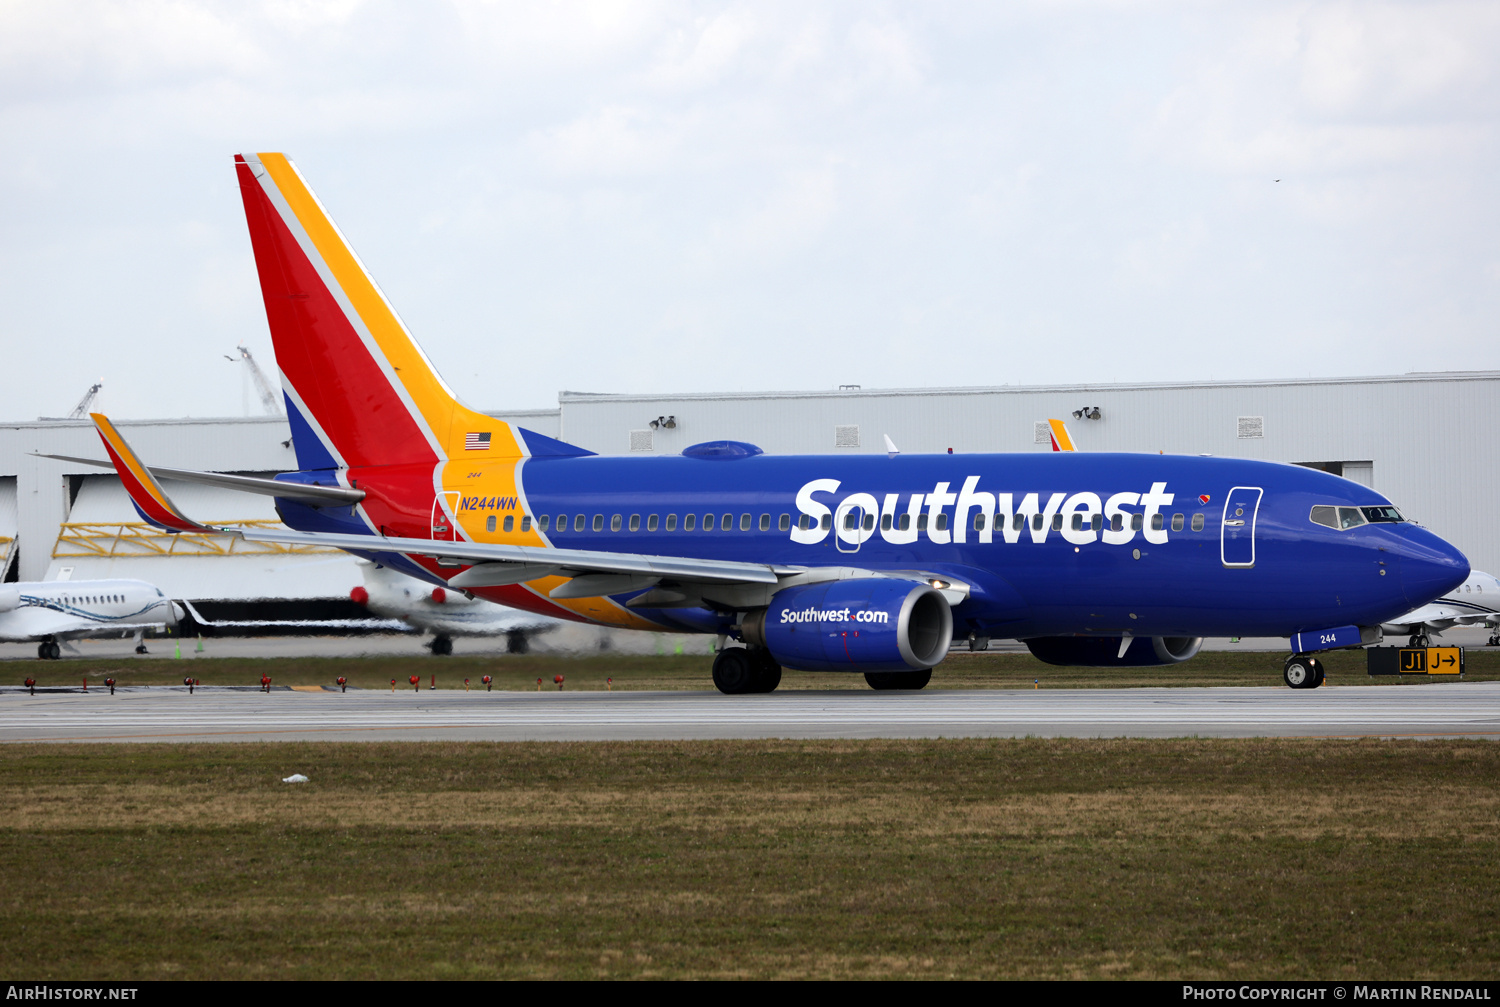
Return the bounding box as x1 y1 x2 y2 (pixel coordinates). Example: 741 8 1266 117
81 153 1470 693
0 579 182 659
350 562 559 655
1382 569 1500 648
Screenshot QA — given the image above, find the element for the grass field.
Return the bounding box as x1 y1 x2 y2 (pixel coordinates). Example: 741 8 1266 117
8 646 1500 691
1 738 1497 980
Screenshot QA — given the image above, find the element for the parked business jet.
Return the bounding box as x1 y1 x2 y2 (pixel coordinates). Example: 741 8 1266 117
79 153 1470 693
350 562 559 655
0 580 182 659
1382 570 1500 648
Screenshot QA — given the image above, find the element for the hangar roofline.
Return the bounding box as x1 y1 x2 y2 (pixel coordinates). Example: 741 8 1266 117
557 370 1500 406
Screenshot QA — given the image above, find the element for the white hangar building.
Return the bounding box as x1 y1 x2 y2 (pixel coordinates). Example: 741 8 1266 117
0 370 1493 606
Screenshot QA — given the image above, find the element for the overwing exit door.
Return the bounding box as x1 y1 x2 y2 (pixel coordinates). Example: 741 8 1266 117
1220 486 1263 568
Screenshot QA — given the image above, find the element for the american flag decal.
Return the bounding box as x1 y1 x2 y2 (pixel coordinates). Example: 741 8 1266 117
465 431 492 451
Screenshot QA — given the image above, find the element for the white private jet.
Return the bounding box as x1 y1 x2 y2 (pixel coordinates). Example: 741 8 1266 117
1382 570 1500 648
0 579 183 659
351 563 561 655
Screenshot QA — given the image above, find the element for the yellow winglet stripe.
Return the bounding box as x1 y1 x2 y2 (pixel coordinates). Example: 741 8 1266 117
1047 419 1076 452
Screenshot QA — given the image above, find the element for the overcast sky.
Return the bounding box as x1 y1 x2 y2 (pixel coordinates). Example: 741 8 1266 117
2 0 1498 421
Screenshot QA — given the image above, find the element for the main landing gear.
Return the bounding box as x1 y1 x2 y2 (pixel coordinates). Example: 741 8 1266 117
1283 654 1325 690
1409 633 1432 649
35 640 61 660
711 648 782 695
429 634 454 656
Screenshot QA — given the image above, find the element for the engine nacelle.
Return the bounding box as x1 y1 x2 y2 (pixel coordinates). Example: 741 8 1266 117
742 578 953 672
1024 635 1203 667
0 585 18 614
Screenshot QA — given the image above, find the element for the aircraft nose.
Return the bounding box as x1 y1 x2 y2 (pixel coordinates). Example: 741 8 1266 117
1395 527 1470 607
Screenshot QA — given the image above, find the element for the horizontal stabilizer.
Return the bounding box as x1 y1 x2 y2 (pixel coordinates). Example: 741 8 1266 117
32 454 364 505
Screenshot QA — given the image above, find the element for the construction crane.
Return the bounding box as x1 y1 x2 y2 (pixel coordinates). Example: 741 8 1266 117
226 344 282 416
66 380 103 420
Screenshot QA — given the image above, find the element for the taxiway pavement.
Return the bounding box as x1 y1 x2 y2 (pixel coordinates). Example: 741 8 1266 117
2 682 1498 743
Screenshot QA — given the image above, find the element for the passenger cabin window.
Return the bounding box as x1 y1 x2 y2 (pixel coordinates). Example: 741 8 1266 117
1151 514 1165 531
611 515 623 531
899 514 911 531
592 515 604 532
647 515 659 532
1171 513 1184 532
917 514 929 531
486 515 496 533
1110 514 1123 532
844 512 859 530
797 515 810 531
666 514 677 531
703 514 715 531
779 514 790 531
759 514 771 531
934 514 948 531
538 515 550 531
723 513 734 531
503 515 515 532
1051 514 1063 531
1131 514 1143 531
521 516 531 532
1191 513 1204 532
974 513 986 531
739 513 750 531
684 514 696 531
820 514 832 530
1032 514 1044 531
575 515 586 532
1090 514 1102 532
629 515 640 531
1014 514 1025 532
881 514 893 531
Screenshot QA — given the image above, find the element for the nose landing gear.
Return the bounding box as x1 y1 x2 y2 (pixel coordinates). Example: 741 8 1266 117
1283 655 1325 689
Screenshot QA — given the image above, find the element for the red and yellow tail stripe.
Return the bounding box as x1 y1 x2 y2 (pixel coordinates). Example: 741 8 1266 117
235 153 524 470
91 414 210 533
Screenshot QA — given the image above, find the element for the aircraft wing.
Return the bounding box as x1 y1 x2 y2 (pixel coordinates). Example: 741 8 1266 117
1380 602 1487 633
240 526 797 585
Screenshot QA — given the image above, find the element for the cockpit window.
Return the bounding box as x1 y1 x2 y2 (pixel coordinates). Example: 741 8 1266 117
1361 506 1405 524
1309 506 1339 530
1338 507 1368 530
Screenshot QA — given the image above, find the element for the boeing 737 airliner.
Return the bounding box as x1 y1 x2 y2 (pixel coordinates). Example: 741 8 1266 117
83 153 1470 693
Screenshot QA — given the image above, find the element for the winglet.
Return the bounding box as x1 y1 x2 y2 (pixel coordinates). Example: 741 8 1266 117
1047 419 1076 452
883 434 900 459
90 414 213 533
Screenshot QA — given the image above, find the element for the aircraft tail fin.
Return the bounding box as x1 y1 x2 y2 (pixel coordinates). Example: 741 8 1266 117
90 414 213 533
1047 419 1076 452
234 153 576 470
